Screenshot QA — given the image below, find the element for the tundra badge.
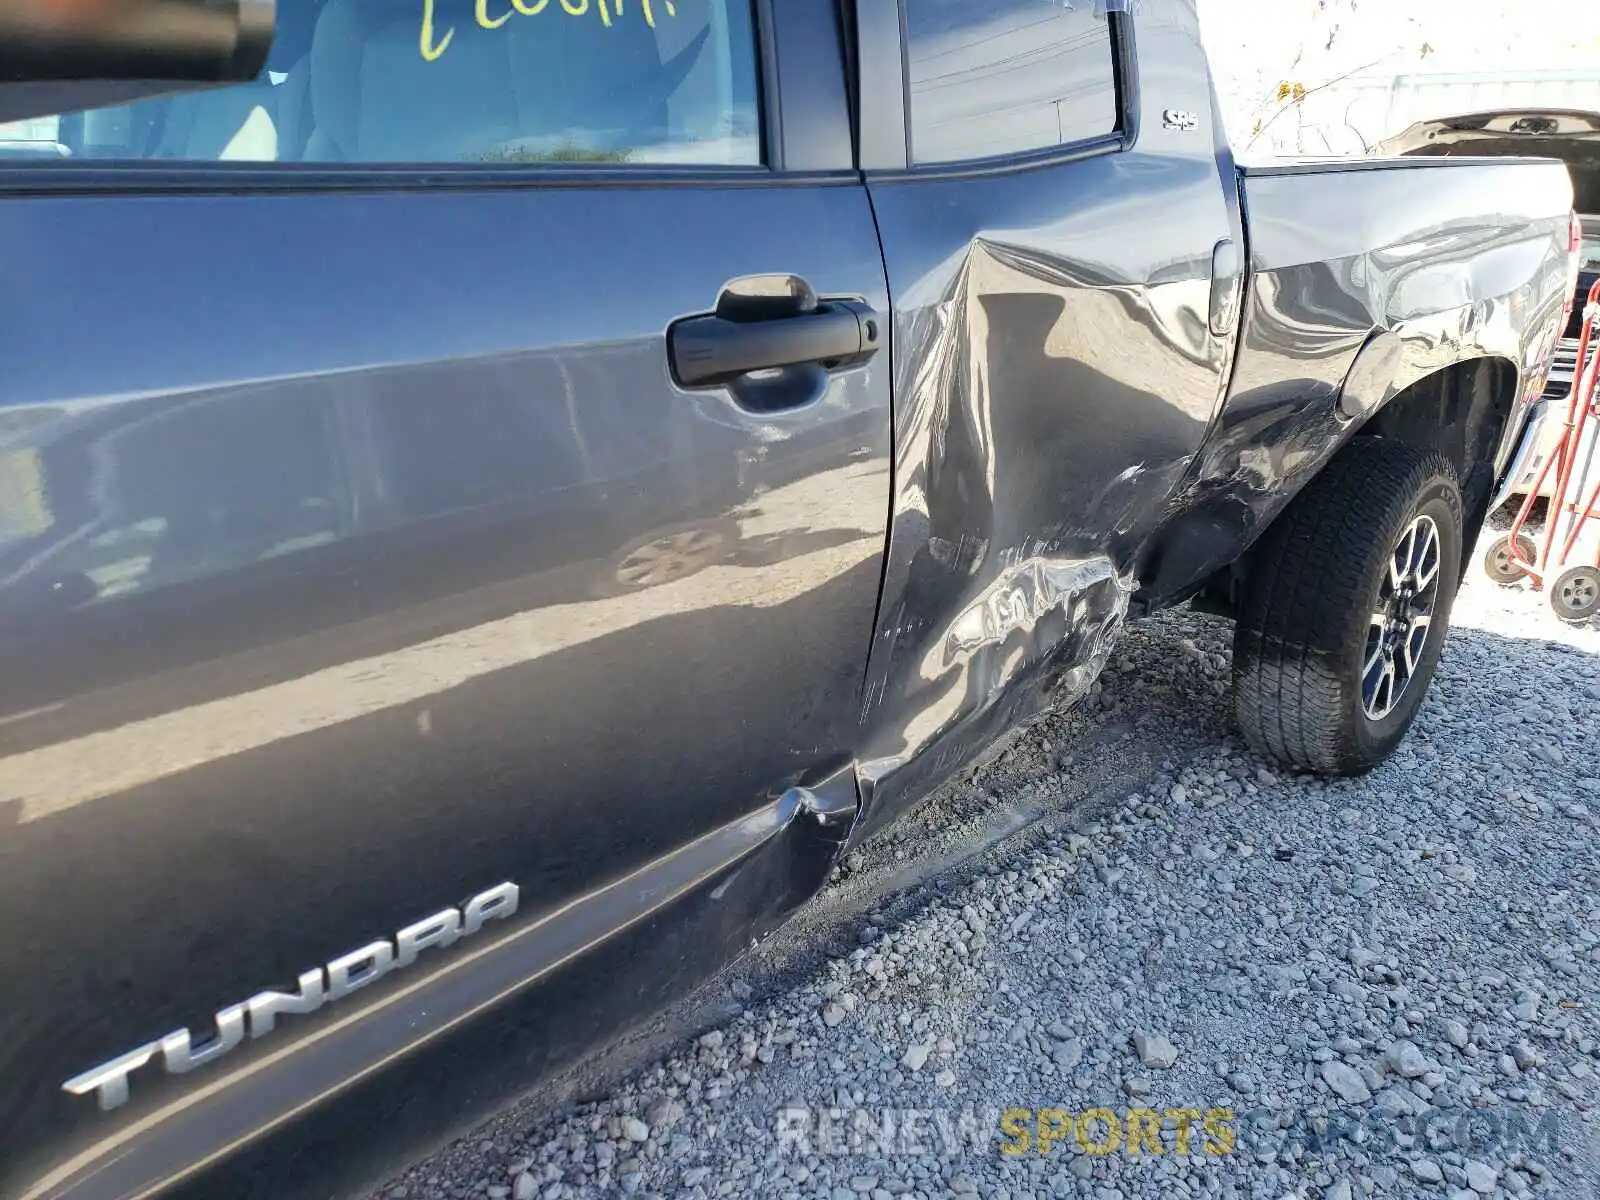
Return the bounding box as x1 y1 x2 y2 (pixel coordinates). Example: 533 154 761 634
63 882 520 1111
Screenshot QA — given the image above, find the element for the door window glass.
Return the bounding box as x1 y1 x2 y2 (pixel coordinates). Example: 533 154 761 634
905 0 1119 165
0 0 761 166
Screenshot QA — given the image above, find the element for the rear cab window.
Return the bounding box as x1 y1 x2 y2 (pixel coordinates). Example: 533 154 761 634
0 0 762 167
904 0 1120 166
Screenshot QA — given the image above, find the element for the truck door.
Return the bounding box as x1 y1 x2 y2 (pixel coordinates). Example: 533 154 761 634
849 0 1245 830
0 2 888 1195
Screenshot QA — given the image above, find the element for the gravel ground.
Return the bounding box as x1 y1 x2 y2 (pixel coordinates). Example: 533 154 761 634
378 528 1600 1200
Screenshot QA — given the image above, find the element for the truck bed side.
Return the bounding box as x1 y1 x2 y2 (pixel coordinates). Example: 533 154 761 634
1140 156 1575 606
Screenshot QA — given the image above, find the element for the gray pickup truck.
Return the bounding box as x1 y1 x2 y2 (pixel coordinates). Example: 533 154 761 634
0 1 1579 1197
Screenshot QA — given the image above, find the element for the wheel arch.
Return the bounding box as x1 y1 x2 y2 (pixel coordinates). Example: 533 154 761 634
1185 353 1521 621
1348 352 1523 551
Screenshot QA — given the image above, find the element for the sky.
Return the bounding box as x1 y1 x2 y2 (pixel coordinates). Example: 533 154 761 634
1198 0 1600 155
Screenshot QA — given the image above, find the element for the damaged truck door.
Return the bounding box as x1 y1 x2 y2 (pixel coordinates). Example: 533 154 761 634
849 0 1244 837
0 2 889 1197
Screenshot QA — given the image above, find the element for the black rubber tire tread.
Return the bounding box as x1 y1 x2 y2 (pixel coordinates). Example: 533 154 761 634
1232 436 1461 776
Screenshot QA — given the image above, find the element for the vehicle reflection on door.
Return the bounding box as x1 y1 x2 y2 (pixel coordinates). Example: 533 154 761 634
0 339 883 717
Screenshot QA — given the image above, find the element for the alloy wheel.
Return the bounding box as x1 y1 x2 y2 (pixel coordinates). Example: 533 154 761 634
1362 514 1442 721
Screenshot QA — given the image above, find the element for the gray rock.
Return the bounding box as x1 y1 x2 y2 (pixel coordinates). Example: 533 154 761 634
1532 742 1564 766
1465 1161 1498 1194
1052 1039 1083 1070
1321 1060 1372 1103
645 1098 683 1130
1133 1032 1179 1069
1386 1040 1428 1078
1412 1159 1444 1184
1443 1019 1470 1049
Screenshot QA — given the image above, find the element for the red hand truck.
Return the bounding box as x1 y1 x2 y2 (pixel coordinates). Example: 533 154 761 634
1485 278 1600 624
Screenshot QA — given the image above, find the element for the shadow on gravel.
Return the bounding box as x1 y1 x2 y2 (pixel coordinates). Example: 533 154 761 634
370 606 1247 1194
375 595 1600 1200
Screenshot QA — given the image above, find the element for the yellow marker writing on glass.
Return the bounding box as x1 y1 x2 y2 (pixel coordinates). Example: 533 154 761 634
420 0 453 61
421 0 671 63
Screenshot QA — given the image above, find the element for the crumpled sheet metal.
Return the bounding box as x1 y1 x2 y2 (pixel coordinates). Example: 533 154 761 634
852 549 1131 845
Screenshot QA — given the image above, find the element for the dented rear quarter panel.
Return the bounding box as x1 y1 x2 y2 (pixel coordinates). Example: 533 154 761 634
1140 156 1575 606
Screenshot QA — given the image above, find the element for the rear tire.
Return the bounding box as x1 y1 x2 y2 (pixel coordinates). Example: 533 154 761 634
1232 437 1463 776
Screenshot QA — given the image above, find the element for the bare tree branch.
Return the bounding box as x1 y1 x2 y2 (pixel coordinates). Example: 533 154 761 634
1245 53 1392 150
